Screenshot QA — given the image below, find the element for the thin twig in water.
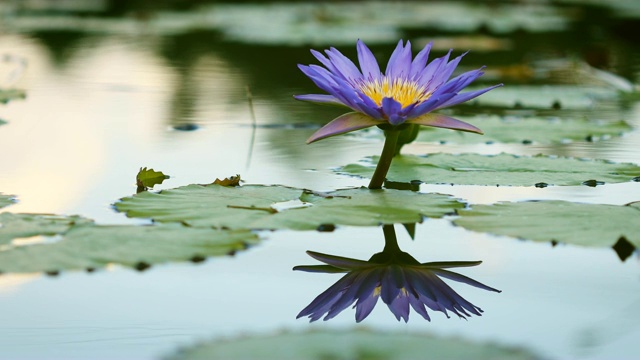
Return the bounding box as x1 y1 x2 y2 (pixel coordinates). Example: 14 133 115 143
245 85 257 169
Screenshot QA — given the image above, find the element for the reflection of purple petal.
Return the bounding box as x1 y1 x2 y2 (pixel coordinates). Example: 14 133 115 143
408 292 431 321
306 112 381 144
387 289 411 322
306 251 371 270
292 265 347 273
433 269 501 293
421 260 482 268
380 266 402 304
407 113 483 134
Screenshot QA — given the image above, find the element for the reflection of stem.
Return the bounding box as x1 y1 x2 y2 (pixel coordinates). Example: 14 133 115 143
382 224 401 254
245 85 257 169
368 129 400 189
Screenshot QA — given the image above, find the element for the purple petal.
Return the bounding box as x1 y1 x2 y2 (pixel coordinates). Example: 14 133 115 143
436 84 503 109
325 47 363 82
355 290 379 322
306 251 372 270
381 97 404 125
409 42 432 80
406 113 483 134
431 51 467 88
384 40 405 76
306 112 381 144
357 39 381 81
311 49 340 76
405 93 456 118
434 68 485 95
417 49 452 90
387 40 412 79
293 94 346 106
433 269 502 293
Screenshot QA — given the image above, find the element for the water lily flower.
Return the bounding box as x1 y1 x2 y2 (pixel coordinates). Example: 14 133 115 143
295 39 502 144
294 226 501 322
295 40 502 189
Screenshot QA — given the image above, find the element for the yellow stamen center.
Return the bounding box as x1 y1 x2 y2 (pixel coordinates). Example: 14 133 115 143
359 77 431 108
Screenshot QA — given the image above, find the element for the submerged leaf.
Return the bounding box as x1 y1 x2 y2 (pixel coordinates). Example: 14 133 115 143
339 153 640 186
115 184 464 230
0 223 259 274
136 167 170 190
0 88 26 104
454 201 640 248
164 329 541 360
0 194 16 209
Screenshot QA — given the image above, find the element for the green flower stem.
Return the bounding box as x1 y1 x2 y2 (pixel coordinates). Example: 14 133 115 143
368 128 400 189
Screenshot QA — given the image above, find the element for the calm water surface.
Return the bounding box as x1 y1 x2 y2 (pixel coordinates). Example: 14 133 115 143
1 2 640 359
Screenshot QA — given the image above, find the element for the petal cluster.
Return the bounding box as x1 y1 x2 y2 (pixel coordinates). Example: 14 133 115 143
295 40 502 143
294 251 501 323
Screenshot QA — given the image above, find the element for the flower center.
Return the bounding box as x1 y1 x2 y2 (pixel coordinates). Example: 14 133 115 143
358 77 431 108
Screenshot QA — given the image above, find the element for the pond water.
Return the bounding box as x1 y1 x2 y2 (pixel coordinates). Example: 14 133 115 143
1 1 640 359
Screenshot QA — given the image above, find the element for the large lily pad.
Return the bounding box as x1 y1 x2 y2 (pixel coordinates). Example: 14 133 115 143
415 117 632 144
0 213 93 246
0 194 15 209
115 184 464 230
467 85 619 109
164 329 541 360
454 201 640 248
339 153 640 186
0 222 259 274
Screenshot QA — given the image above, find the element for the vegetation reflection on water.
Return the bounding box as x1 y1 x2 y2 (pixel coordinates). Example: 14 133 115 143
1 1 640 359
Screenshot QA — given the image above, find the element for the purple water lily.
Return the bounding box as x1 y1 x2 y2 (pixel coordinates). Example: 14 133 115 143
295 39 502 144
294 225 501 323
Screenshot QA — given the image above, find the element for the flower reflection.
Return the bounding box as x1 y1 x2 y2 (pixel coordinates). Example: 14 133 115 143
294 225 500 322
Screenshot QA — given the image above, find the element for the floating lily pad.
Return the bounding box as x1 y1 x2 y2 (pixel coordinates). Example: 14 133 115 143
454 201 640 248
0 223 259 274
338 153 640 186
415 117 632 144
164 329 541 360
0 213 93 246
467 85 618 109
0 194 15 209
115 185 464 230
0 88 26 104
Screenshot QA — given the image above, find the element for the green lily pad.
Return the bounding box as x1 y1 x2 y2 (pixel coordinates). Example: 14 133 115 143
467 85 619 109
164 329 541 360
115 185 464 230
338 153 640 186
0 88 26 104
0 194 16 209
0 213 94 246
0 223 259 274
454 201 640 248
0 118 6 126
415 116 632 144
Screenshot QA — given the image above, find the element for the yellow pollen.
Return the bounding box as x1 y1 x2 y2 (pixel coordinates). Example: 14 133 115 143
359 77 431 108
